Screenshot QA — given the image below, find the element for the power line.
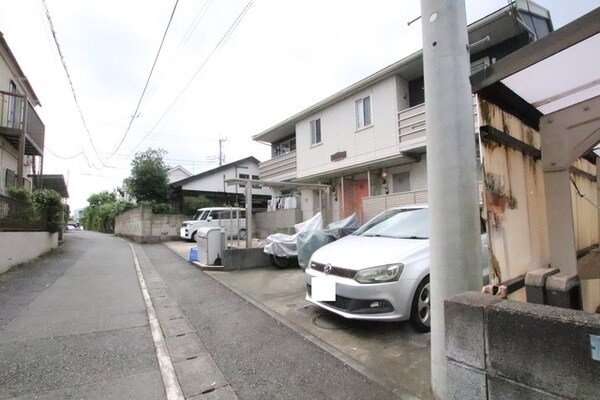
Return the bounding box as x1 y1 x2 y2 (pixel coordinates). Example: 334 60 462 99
145 0 215 102
45 146 102 169
107 0 180 158
41 0 107 168
128 0 256 155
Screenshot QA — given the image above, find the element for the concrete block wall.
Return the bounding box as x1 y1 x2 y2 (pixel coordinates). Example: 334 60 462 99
0 232 58 274
115 206 186 243
446 292 600 399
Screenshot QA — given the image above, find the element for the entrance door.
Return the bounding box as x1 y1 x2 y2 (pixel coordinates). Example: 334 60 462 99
342 178 369 224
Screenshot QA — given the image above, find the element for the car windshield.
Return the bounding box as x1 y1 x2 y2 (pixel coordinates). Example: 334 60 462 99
354 208 429 239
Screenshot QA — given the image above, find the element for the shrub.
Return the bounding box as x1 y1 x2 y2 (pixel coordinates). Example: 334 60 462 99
31 189 63 233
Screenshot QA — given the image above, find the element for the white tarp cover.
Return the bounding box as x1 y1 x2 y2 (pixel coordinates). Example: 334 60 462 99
263 212 323 257
296 213 359 269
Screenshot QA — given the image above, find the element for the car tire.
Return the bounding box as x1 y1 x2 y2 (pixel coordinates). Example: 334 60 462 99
270 254 293 269
190 231 197 242
411 276 431 333
238 229 247 239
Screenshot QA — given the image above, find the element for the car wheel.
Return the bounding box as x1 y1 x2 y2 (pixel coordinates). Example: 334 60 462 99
270 254 292 269
190 231 197 242
238 229 247 239
411 276 431 333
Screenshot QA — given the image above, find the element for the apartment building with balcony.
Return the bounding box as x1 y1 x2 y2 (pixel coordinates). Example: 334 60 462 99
253 0 553 224
0 32 44 195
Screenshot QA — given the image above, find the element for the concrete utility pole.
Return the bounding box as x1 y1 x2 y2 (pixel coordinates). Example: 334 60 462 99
420 1 483 398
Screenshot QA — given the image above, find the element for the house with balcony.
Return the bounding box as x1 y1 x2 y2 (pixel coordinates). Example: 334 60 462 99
0 32 44 196
253 0 553 224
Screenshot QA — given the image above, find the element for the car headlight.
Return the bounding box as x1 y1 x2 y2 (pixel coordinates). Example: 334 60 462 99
354 264 403 284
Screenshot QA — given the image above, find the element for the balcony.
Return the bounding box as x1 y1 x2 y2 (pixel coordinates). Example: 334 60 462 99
258 151 297 182
398 103 427 153
0 90 44 156
398 99 479 153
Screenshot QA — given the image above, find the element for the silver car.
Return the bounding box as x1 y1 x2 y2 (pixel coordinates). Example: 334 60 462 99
305 205 488 332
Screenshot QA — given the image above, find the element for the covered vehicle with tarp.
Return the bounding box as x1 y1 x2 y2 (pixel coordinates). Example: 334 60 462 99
297 213 359 270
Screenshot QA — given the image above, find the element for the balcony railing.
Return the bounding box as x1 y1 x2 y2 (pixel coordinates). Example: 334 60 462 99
258 151 297 181
398 103 427 147
398 99 479 150
0 90 44 156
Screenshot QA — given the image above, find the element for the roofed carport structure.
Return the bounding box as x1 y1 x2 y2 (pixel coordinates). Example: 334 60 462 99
225 178 331 248
472 7 600 277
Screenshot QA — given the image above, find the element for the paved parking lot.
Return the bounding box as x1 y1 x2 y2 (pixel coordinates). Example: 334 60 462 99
164 241 432 400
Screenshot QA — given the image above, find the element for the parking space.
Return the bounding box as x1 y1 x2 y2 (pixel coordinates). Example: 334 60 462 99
164 241 432 399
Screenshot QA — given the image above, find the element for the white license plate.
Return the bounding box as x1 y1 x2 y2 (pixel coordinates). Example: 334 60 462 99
311 277 336 301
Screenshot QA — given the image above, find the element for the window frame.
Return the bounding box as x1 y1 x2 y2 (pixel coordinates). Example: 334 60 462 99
355 95 373 131
310 118 322 146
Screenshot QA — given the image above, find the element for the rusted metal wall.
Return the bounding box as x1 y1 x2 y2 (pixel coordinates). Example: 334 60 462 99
479 98 599 310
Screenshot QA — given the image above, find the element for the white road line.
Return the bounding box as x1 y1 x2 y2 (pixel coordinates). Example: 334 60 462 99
127 242 184 400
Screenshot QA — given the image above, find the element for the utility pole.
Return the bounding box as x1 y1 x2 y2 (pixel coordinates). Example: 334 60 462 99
218 135 227 166
420 1 482 399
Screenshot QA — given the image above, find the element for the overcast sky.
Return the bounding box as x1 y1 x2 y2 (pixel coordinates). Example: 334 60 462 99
1 0 598 211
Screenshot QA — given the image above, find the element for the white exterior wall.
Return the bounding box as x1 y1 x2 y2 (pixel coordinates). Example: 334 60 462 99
296 75 404 179
167 167 191 183
0 136 19 195
181 161 271 196
387 155 428 192
0 38 35 195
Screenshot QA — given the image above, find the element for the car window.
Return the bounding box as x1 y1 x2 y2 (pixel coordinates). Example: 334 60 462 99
355 208 429 239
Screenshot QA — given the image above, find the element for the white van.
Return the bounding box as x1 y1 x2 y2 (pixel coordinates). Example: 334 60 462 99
180 207 247 241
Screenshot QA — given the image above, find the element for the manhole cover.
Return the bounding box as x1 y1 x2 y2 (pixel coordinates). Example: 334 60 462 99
312 314 349 330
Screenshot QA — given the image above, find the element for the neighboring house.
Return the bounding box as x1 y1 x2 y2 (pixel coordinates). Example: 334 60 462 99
167 165 192 184
170 156 271 212
0 31 44 196
253 0 553 224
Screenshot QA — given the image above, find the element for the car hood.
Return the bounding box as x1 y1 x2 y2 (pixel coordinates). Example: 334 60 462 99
310 235 430 271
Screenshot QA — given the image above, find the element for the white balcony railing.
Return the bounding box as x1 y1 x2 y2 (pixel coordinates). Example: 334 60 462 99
398 99 479 147
258 151 297 181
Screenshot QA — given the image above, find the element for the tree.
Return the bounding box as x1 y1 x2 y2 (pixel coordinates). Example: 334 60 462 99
82 190 134 233
125 148 170 203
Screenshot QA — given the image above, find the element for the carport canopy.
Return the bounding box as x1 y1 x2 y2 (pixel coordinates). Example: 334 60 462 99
471 6 600 275
225 178 331 248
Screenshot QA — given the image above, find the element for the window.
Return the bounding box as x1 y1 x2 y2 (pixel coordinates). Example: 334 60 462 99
392 172 410 194
272 137 296 157
251 175 261 188
310 118 321 145
355 96 372 130
238 173 249 179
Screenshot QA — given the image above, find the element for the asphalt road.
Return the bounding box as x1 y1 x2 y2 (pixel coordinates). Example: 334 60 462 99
0 231 403 399
0 231 164 399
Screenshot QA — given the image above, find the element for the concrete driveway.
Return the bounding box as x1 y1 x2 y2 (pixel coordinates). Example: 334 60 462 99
164 241 432 400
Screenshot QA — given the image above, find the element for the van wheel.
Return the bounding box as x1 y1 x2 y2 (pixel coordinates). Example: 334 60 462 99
190 231 197 242
411 276 431 333
238 229 247 239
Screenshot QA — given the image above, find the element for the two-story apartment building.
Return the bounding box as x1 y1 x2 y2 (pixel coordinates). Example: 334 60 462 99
0 32 45 195
253 0 553 224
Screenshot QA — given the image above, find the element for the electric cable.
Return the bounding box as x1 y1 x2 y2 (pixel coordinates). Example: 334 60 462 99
107 0 180 158
570 176 600 210
127 0 255 155
41 0 107 168
144 0 214 102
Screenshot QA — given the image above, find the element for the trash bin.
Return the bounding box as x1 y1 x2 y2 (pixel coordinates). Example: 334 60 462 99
196 227 225 265
525 267 559 304
546 273 582 310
